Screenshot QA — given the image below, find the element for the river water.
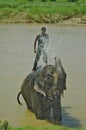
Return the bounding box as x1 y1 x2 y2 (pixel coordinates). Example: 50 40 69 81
0 24 86 128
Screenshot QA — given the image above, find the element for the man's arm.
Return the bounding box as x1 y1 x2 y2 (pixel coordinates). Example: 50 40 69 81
34 35 38 53
47 34 49 43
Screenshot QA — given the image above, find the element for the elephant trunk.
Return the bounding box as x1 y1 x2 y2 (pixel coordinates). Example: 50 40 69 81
55 57 67 92
55 57 64 76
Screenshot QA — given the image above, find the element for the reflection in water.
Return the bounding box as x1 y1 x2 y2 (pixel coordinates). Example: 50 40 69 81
62 106 81 128
0 24 86 128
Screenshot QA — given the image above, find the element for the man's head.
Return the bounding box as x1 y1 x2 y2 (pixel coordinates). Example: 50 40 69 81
41 27 46 34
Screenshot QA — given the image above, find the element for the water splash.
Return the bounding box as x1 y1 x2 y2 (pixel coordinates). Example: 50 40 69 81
47 38 63 65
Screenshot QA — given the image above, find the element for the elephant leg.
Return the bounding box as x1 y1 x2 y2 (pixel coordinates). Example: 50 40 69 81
49 95 62 124
34 106 44 119
31 94 44 119
53 97 62 123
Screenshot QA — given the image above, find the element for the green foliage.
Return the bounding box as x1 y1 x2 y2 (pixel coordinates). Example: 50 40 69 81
41 0 46 2
50 0 56 1
27 0 33 1
0 0 86 23
67 0 78 2
8 125 86 130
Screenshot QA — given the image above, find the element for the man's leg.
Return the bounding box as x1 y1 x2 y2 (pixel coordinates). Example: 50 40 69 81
32 49 41 71
43 51 47 64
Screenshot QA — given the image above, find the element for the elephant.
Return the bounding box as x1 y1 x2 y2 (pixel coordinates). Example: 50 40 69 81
17 57 67 124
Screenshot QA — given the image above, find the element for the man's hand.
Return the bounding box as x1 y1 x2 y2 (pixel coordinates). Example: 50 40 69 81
34 49 36 53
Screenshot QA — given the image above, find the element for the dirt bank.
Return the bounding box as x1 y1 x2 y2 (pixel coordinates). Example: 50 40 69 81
0 12 86 26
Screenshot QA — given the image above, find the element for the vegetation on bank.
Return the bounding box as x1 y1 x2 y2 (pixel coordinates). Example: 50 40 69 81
0 0 86 24
8 125 86 130
0 120 86 130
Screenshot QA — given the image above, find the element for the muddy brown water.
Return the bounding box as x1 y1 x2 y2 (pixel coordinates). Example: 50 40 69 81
0 24 86 128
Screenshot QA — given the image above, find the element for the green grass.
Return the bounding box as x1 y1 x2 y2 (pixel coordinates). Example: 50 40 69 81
0 0 86 23
8 125 86 130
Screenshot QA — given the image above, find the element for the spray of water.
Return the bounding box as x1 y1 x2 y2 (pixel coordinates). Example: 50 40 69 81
39 35 63 66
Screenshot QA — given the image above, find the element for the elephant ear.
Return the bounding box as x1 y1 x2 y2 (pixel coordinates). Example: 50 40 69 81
34 76 46 97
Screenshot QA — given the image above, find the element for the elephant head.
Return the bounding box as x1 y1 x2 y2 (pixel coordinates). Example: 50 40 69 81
34 57 67 99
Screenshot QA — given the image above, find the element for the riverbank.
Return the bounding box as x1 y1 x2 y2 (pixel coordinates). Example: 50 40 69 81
8 125 85 130
0 120 85 130
0 0 86 26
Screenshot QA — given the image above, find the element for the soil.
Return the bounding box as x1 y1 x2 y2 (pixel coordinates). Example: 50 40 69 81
0 12 86 26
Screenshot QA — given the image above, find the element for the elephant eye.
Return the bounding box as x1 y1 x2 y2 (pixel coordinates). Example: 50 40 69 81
47 73 54 81
48 72 53 76
44 72 54 81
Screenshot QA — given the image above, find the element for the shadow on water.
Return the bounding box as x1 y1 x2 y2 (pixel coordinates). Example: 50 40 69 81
61 106 81 128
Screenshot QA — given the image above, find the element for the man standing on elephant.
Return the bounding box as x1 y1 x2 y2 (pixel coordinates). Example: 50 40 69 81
32 27 49 71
